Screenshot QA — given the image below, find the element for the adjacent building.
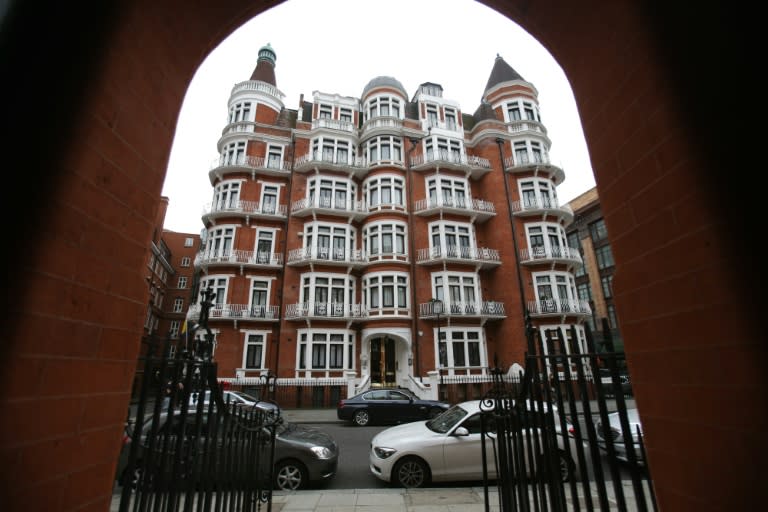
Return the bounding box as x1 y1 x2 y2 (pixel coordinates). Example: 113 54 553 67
188 44 591 393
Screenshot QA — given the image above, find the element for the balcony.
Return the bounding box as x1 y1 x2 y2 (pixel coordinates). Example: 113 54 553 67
187 303 279 322
510 198 573 223
287 247 367 270
202 200 286 224
360 117 404 138
410 150 492 179
293 151 369 178
413 196 496 223
527 298 592 319
291 196 368 221
208 154 292 182
503 153 565 184
418 300 506 322
520 246 583 267
416 246 501 270
194 249 283 271
285 302 368 321
311 117 356 134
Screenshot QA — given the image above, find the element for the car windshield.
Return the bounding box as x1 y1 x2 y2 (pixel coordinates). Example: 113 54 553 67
426 403 469 433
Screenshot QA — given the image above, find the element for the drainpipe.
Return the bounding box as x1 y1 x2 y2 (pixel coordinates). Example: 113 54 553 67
273 132 296 374
406 136 422 379
495 138 529 332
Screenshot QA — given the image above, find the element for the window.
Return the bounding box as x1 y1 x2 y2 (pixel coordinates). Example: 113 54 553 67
365 95 401 120
173 298 184 313
436 328 485 370
177 276 188 289
432 272 478 313
250 280 270 316
363 221 407 259
308 176 356 210
243 333 266 369
200 277 228 306
607 304 619 329
203 226 235 258
260 184 279 214
504 99 540 123
212 181 240 210
228 102 252 123
169 320 180 338
426 104 439 127
366 135 402 163
444 108 457 130
221 141 246 166
311 137 354 165
534 272 577 312
180 256 191 267
364 175 404 209
507 103 521 121
601 274 614 299
304 222 355 261
298 330 355 371
255 230 274 263
300 273 355 315
266 145 282 169
595 245 615 270
519 178 556 209
339 108 352 122
318 103 332 119
589 219 609 242
513 140 546 165
363 272 408 313
430 222 473 258
425 137 462 163
525 222 567 258
427 176 468 208
184 237 194 248
577 282 592 302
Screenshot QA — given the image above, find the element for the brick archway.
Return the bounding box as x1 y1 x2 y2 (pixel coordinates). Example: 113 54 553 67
1 1 762 510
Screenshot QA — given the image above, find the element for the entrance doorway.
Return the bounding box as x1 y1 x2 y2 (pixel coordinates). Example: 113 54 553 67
370 337 396 387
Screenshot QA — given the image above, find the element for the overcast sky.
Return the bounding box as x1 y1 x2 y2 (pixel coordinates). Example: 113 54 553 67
161 0 596 234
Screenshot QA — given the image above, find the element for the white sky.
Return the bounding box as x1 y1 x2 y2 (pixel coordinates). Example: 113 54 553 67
161 0 596 234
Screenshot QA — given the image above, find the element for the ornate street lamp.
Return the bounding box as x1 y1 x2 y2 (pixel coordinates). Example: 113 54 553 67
430 298 445 385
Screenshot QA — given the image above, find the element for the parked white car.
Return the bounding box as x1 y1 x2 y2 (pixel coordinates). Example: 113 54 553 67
595 407 644 462
369 399 584 488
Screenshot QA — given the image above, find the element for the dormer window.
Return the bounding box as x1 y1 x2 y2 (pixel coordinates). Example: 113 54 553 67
319 104 332 119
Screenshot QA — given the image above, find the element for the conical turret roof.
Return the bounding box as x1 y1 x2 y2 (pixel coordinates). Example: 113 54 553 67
483 54 525 94
250 43 277 86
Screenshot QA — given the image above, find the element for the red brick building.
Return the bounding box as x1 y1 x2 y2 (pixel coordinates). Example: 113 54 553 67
191 45 590 394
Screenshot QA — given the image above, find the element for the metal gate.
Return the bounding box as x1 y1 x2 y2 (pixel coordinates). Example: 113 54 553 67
117 290 277 512
480 320 657 511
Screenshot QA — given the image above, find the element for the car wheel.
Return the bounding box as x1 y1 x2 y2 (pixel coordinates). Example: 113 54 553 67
353 409 370 426
537 451 574 483
393 457 430 488
121 462 153 490
427 407 443 419
274 459 308 491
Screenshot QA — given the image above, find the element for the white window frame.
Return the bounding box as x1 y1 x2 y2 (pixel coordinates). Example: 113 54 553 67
364 95 402 120
212 180 241 211
525 222 568 258
228 101 252 123
221 140 246 166
297 329 355 371
363 220 407 261
363 271 409 314
242 331 269 369
184 237 194 248
303 221 356 261
311 137 354 165
435 327 486 373
177 276 188 289
200 276 229 306
300 272 356 316
431 271 480 313
173 298 184 313
366 135 402 164
426 175 468 208
364 174 405 210
169 320 181 339
429 221 475 258
180 256 191 267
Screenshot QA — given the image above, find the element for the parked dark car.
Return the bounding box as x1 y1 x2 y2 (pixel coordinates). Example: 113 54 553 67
117 401 338 491
336 388 450 426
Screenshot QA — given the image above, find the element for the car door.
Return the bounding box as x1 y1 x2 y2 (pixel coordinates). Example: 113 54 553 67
440 413 497 481
387 390 416 421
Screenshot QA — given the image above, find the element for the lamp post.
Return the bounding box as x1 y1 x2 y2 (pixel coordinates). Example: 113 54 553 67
430 298 445 385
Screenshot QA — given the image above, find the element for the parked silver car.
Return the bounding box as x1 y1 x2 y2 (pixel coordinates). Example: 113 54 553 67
117 401 338 491
369 399 584 488
595 407 644 462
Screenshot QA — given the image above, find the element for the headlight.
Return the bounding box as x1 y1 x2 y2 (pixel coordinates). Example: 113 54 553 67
310 446 333 459
373 446 396 459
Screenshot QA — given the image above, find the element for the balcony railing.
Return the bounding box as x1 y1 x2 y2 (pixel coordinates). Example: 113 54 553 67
187 303 279 321
410 150 491 171
293 152 368 175
520 246 583 266
194 249 283 268
285 302 368 320
287 247 367 267
416 246 501 267
209 154 292 176
203 199 287 218
360 117 404 134
510 197 573 219
291 196 367 218
413 196 496 221
311 117 356 133
418 301 506 319
527 299 592 317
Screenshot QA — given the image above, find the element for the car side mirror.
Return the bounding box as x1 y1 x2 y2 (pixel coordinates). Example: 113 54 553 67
453 426 469 437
